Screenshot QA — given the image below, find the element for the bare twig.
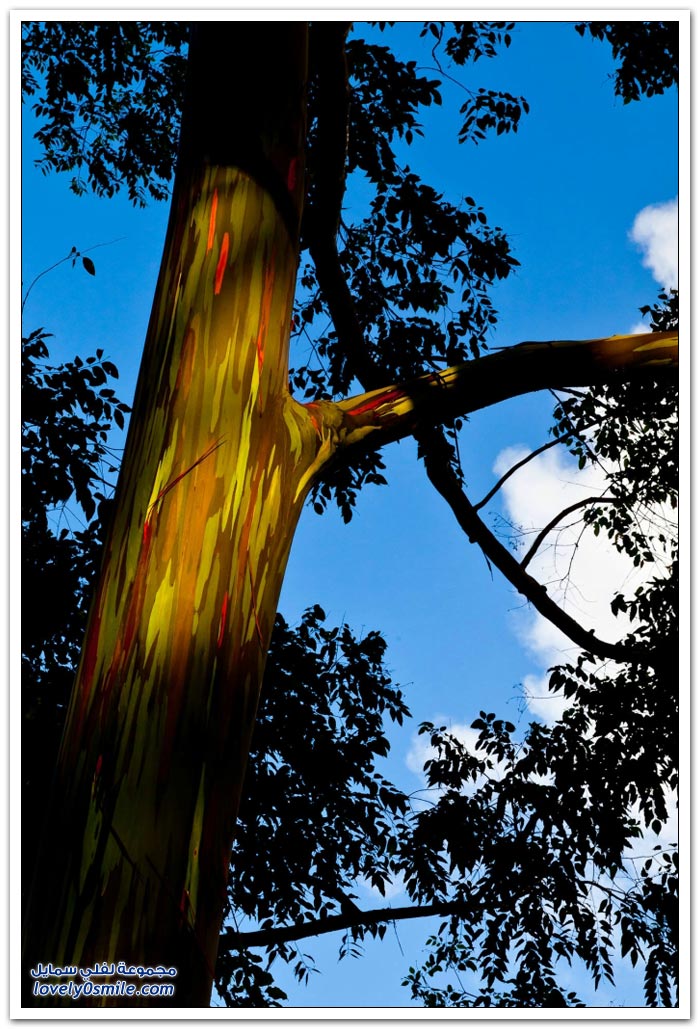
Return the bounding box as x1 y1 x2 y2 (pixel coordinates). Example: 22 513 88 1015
22 237 126 315
475 434 575 512
520 495 623 571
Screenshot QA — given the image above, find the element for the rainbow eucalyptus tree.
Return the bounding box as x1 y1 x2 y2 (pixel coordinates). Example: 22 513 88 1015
22 20 678 1007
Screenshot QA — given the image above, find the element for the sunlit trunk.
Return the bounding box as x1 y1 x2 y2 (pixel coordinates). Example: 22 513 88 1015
22 21 315 1007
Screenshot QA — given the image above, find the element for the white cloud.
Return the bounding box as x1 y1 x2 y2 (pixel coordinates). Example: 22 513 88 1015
521 672 571 723
491 445 671 724
405 720 507 795
628 320 652 336
629 197 678 290
495 446 645 627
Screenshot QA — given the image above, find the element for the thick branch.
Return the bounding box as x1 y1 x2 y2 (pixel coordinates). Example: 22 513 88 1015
301 335 676 667
329 331 678 454
415 427 652 666
221 899 471 951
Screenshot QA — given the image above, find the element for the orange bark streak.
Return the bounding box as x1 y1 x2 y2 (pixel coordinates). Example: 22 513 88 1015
214 232 230 295
306 402 322 435
206 189 218 252
247 559 265 651
217 591 229 650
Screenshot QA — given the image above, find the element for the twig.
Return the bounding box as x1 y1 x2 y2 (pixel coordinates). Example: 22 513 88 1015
22 237 126 314
475 434 575 512
520 495 623 571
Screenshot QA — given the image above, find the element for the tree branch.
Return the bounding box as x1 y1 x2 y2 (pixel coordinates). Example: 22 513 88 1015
474 433 574 512
414 426 652 666
520 495 624 571
221 899 472 951
326 332 678 455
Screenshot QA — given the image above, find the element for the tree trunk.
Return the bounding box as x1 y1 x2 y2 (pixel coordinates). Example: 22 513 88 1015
22 21 315 1008
21 19 679 1010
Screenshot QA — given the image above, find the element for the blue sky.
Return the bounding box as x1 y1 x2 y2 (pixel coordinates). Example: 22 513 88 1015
20 16 681 1011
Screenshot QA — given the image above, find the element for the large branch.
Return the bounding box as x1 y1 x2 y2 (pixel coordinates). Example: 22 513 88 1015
299 31 678 462
221 899 471 951
301 333 676 667
321 331 678 454
414 426 654 667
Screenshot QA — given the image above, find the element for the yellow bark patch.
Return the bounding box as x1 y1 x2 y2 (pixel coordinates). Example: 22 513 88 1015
145 573 174 654
195 513 223 610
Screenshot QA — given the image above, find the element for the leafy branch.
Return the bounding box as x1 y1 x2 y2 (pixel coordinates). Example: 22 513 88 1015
221 898 475 951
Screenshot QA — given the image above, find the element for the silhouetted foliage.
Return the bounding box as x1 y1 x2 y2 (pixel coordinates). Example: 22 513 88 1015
575 22 678 102
219 606 412 1004
21 323 129 871
22 21 189 203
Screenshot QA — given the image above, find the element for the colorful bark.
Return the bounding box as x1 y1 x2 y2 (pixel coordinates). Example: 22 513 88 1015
23 162 322 1006
23 23 315 1008
335 331 679 452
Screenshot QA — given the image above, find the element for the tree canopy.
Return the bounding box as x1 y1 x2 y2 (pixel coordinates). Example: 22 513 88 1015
21 19 680 1008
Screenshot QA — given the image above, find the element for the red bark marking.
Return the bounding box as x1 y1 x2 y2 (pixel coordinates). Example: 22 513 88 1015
348 387 406 418
143 513 153 547
217 591 229 649
179 887 191 921
247 559 265 651
286 156 299 193
206 189 219 253
214 232 230 295
254 331 265 377
147 438 225 522
306 402 322 435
